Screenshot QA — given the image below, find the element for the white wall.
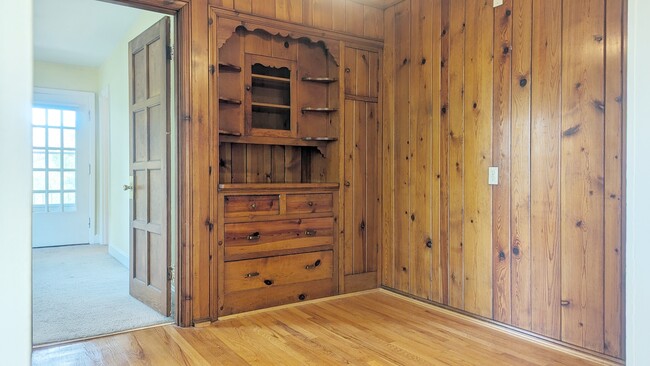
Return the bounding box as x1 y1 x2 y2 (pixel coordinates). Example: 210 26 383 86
0 0 33 364
33 61 99 92
98 11 168 266
627 1 650 364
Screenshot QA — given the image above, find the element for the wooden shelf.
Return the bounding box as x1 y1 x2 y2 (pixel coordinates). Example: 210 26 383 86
253 74 290 83
252 102 291 110
219 97 242 105
301 77 338 83
220 134 336 148
302 137 338 142
219 63 241 72
219 129 242 136
301 107 338 113
218 182 340 192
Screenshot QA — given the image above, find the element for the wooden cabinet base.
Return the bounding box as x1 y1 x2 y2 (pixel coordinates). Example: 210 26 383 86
221 278 335 316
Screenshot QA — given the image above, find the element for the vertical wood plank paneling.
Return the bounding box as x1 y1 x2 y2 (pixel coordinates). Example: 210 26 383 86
510 0 533 331
234 0 252 13
271 146 285 183
560 0 605 352
356 50 370 97
603 0 624 358
492 0 512 324
284 146 302 182
439 0 451 305
332 0 346 32
430 0 443 303
312 0 334 30
275 0 303 24
380 0 624 357
393 0 411 293
363 5 383 39
219 143 233 183
381 5 396 288
344 99 355 276
190 0 211 322
463 0 493 318
409 0 433 301
353 101 368 274
367 102 380 272
230 144 246 183
251 0 276 18
345 1 365 37
302 0 313 26
447 0 465 310
530 0 562 340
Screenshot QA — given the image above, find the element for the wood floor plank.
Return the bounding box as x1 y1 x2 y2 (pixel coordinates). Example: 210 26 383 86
33 291 616 366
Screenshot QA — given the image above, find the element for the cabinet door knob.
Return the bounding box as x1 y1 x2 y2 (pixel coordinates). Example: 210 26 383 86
304 229 317 236
264 279 274 286
560 300 571 306
305 259 322 270
426 239 433 248
307 201 314 207
244 272 260 278
247 232 261 240
298 293 306 301
344 181 351 187
249 203 257 209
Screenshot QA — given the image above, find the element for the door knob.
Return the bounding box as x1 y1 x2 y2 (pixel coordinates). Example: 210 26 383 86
123 184 133 191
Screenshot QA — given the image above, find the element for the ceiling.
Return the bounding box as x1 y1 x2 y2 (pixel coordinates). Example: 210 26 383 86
33 0 154 67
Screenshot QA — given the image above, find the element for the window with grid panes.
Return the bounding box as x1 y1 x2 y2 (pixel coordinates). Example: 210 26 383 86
32 106 77 213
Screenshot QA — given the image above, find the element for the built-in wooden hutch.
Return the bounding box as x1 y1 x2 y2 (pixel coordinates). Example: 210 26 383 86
210 12 382 317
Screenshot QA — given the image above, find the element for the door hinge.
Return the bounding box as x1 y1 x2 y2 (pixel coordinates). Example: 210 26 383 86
167 45 174 61
167 266 175 281
88 217 91 229
209 64 215 75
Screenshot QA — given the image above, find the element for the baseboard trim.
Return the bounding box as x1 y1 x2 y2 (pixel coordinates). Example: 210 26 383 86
108 246 128 268
379 287 624 366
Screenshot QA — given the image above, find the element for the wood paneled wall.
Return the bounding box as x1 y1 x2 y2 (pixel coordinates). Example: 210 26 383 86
382 0 625 358
210 0 384 39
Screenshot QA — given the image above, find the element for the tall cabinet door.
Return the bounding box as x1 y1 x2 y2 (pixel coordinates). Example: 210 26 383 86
341 46 381 293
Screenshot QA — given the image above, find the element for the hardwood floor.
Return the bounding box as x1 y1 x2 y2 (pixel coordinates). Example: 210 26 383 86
32 290 618 365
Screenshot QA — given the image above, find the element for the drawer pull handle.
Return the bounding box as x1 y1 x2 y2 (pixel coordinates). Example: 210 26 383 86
307 201 314 207
305 259 322 270
304 229 317 236
247 232 261 241
561 300 571 306
298 293 306 301
244 272 260 278
249 203 257 209
264 279 274 286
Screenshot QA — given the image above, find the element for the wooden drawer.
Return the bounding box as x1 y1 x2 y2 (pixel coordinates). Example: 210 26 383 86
224 217 334 261
224 251 333 293
224 195 279 218
221 278 334 316
286 193 333 214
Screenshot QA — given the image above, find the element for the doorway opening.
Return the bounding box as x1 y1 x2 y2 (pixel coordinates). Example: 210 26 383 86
32 0 177 346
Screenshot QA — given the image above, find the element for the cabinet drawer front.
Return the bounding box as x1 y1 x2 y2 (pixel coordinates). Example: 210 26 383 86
225 251 333 292
221 278 334 316
286 193 333 214
224 217 333 260
224 195 279 217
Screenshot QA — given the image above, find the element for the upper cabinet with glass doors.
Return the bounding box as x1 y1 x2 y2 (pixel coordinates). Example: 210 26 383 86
216 27 339 147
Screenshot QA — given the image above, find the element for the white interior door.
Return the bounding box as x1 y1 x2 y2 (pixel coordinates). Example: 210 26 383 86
32 89 94 248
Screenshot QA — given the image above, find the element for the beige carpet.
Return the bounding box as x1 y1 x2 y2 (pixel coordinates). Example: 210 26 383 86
32 245 172 345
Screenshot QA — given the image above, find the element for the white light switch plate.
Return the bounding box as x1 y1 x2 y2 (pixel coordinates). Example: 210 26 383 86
488 167 499 185
494 0 504 7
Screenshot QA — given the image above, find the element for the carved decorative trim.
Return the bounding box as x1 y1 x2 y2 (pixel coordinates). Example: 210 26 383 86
216 17 341 65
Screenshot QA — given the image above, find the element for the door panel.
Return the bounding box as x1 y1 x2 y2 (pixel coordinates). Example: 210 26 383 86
128 17 170 316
